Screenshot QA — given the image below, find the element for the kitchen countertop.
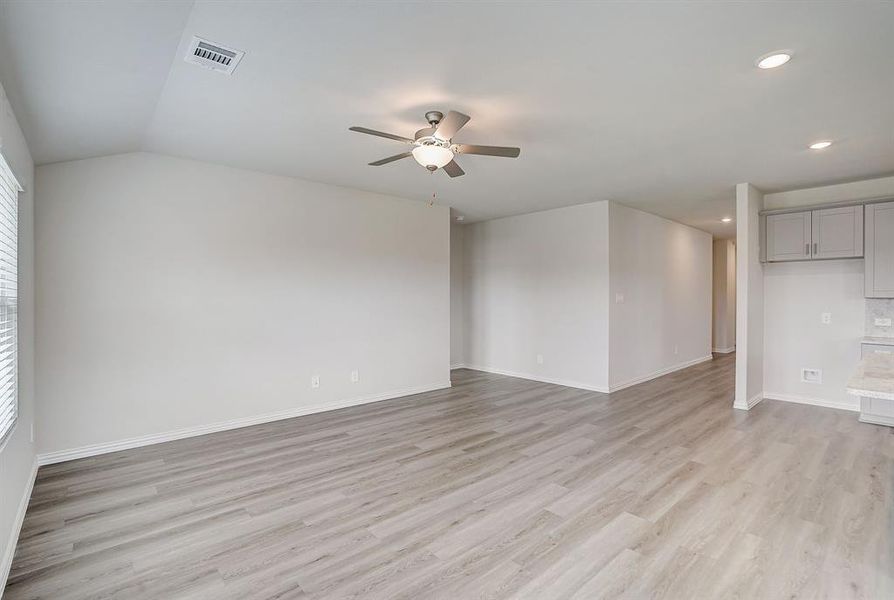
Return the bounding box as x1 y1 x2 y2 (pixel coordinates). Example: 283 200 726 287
862 336 894 347
847 352 894 401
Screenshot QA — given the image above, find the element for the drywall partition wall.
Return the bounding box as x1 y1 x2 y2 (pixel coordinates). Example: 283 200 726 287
763 175 894 210
712 239 736 352
463 202 610 391
0 81 36 591
450 222 465 368
35 152 450 458
734 183 764 409
763 260 863 411
607 203 712 390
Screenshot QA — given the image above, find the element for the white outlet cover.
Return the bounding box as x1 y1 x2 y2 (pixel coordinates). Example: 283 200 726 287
350 370 359 383
311 375 320 389
615 293 625 304
536 354 544 364
801 368 822 384
821 312 831 324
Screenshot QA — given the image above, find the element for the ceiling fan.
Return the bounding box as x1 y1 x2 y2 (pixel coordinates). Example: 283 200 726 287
349 110 520 178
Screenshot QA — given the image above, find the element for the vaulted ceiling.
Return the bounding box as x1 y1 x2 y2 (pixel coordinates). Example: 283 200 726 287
1 1 892 236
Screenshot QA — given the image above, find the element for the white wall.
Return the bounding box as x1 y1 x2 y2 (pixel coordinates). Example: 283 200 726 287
0 80 36 590
712 239 736 352
608 203 713 390
450 222 465 368
763 260 864 411
35 152 450 457
735 183 764 409
463 202 610 391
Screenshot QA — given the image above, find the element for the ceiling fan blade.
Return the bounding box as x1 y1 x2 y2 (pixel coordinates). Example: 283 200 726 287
349 126 414 144
442 160 465 178
455 144 520 158
433 111 470 141
368 152 412 166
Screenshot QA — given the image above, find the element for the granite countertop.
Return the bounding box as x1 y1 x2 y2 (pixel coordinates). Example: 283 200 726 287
847 352 894 400
862 336 894 347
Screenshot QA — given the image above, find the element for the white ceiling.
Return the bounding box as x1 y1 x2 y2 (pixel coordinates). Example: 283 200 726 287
1 1 893 237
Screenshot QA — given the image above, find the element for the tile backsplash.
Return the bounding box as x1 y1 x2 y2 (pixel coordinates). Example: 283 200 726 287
866 299 894 337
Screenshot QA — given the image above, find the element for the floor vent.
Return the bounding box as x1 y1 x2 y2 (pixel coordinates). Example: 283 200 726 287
184 36 244 75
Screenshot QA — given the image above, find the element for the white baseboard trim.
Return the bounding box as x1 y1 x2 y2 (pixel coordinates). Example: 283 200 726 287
733 392 764 411
859 412 894 426
462 364 610 393
608 355 714 393
1 456 38 592
37 381 451 466
712 346 736 354
450 363 467 370
762 392 859 413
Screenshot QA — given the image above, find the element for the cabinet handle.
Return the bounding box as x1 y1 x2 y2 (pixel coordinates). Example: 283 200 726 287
813 242 818 255
806 243 810 255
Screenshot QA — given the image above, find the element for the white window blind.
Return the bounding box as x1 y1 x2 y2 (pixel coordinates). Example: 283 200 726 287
0 152 20 445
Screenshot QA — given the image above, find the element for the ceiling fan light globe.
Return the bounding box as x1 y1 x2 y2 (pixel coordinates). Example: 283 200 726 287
412 145 454 169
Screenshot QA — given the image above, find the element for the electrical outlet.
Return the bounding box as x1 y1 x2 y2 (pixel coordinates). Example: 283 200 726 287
350 370 359 383
875 317 892 327
30 423 34 443
821 312 832 324
615 293 625 304
536 354 544 365
311 375 320 389
801 368 822 384
673 345 679 355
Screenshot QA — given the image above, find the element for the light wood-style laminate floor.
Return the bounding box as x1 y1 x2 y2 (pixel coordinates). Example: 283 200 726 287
6 353 894 599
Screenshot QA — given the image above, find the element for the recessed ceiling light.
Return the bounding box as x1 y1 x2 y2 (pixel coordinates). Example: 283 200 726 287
809 140 833 150
756 52 792 69
721 217 732 223
455 215 465 222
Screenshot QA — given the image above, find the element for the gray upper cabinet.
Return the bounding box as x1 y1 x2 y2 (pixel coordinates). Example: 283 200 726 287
766 212 811 262
764 205 864 263
812 205 863 259
865 201 894 298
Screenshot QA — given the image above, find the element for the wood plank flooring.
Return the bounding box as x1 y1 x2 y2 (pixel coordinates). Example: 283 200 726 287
6 353 894 599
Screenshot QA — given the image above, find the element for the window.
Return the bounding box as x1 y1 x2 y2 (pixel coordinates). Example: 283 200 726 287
0 152 20 445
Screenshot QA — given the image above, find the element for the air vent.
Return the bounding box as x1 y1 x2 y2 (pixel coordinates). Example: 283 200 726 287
184 36 244 75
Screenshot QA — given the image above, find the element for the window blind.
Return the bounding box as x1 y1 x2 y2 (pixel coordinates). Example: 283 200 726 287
0 152 20 445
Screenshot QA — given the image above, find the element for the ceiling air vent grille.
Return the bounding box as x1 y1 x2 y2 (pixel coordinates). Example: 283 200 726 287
184 36 244 75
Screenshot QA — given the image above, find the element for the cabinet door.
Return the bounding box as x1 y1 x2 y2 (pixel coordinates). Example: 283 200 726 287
866 201 894 298
766 212 811 262
811 206 863 259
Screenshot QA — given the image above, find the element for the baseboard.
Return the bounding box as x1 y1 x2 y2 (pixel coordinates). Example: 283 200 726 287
450 363 467 370
733 392 764 411
762 392 859 413
608 355 714 393
859 412 894 426
1 455 38 592
712 346 736 354
462 364 610 393
37 381 451 466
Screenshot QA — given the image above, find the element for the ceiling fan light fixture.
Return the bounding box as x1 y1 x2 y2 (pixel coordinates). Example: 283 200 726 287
412 144 454 170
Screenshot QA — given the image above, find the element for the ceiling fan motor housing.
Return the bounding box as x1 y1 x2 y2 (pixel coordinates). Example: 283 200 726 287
424 110 444 126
